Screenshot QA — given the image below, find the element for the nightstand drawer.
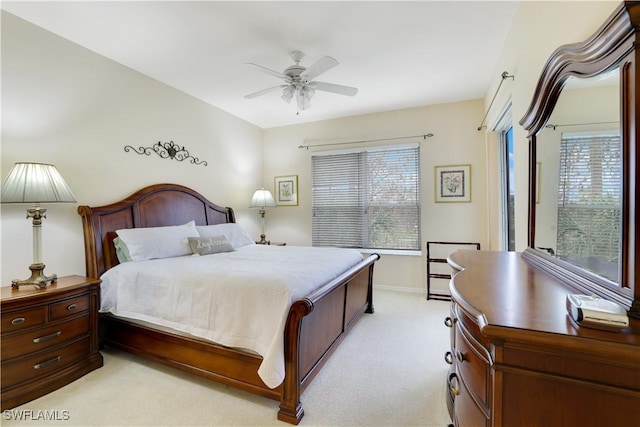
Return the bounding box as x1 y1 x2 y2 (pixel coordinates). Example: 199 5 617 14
1 307 45 332
49 294 89 321
1 336 90 389
1 315 90 360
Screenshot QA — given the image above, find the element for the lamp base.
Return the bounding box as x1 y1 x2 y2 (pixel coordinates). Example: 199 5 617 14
11 263 58 290
257 234 270 245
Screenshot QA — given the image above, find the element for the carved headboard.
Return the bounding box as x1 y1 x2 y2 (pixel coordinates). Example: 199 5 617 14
77 183 236 278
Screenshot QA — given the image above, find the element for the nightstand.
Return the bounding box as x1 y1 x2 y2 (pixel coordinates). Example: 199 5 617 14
1 275 103 410
255 241 286 246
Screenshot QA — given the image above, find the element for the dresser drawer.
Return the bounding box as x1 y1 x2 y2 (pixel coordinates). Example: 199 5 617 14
1 315 90 360
1 307 45 333
1 336 90 390
453 303 490 348
453 372 489 427
49 294 89 321
455 322 491 411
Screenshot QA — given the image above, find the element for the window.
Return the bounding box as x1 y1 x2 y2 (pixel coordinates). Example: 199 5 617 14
311 145 420 251
495 103 514 251
556 133 621 267
503 126 515 251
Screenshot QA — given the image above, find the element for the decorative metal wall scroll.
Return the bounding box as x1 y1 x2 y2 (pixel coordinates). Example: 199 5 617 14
124 141 208 166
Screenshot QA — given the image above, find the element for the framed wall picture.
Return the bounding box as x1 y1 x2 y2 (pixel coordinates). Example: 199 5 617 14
435 164 471 203
274 175 298 206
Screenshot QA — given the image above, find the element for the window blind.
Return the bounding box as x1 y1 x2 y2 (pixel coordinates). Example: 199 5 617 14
312 145 421 250
556 133 621 261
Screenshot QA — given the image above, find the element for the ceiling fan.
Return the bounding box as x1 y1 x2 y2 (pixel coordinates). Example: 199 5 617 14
244 50 358 112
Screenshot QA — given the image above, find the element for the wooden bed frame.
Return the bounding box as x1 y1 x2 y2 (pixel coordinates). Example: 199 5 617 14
77 183 379 424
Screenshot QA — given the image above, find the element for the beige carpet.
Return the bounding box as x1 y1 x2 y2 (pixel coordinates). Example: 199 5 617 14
2 289 452 427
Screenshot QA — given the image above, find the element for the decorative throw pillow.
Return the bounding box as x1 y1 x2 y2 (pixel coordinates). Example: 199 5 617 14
115 220 199 262
188 236 235 256
196 223 255 249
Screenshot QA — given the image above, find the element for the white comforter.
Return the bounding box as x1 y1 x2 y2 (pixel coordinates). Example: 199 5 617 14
99 244 364 388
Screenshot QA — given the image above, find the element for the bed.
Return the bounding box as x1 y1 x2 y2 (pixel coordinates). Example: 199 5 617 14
78 183 379 424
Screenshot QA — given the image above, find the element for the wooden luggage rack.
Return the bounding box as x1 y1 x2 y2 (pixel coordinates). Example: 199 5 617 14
426 241 480 300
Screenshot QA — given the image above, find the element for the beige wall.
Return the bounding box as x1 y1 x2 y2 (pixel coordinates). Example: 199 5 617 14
1 12 264 285
481 0 620 252
1 2 622 292
263 99 487 292
261 1 620 291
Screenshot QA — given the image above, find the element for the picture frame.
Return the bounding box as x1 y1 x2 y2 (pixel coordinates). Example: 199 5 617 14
274 175 298 206
435 164 471 203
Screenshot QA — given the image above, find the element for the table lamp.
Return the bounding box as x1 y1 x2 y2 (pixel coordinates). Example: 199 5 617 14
249 188 276 244
1 162 76 289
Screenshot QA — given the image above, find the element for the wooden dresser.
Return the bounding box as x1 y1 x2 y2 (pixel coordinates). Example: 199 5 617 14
1 276 103 410
445 250 640 427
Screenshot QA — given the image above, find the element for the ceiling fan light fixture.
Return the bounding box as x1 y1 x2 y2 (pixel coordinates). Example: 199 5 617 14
245 51 357 113
281 85 294 103
304 87 315 99
296 90 309 111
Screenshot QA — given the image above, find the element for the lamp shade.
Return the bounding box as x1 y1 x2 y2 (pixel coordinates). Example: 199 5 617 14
249 189 276 209
1 162 76 203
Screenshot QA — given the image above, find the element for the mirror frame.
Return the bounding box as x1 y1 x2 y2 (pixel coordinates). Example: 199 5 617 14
520 2 639 318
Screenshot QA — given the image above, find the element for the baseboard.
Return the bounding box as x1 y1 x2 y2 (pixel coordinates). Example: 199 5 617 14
373 284 425 295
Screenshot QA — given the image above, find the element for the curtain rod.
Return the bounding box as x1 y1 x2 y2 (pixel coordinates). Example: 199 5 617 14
544 121 618 130
477 71 514 131
298 133 434 150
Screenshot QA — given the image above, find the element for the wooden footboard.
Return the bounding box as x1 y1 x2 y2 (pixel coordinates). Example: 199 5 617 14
279 253 378 423
99 253 378 424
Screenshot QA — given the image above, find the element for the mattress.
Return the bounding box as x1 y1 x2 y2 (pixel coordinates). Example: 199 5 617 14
99 244 364 388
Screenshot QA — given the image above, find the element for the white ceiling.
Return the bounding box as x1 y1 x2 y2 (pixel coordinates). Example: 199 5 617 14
2 1 520 129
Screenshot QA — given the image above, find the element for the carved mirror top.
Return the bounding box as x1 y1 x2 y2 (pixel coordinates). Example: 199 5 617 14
520 2 640 318
521 2 636 136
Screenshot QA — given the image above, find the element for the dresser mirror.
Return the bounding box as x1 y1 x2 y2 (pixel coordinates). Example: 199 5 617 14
520 2 639 317
534 70 621 283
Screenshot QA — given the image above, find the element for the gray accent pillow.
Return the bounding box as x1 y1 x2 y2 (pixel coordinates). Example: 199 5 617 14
188 236 235 255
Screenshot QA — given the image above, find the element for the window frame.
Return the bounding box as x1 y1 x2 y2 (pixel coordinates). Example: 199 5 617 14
311 143 421 253
493 103 514 251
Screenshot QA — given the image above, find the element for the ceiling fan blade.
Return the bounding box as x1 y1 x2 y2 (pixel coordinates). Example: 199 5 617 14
300 56 338 81
245 63 286 80
244 85 286 99
312 81 358 97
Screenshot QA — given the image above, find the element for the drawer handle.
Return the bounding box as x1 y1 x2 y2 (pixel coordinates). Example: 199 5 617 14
67 304 78 311
444 351 454 365
11 317 26 325
456 351 465 363
447 373 460 396
33 331 62 343
33 356 61 370
444 317 456 328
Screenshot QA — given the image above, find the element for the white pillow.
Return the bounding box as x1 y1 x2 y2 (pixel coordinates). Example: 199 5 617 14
116 221 199 262
197 223 255 249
